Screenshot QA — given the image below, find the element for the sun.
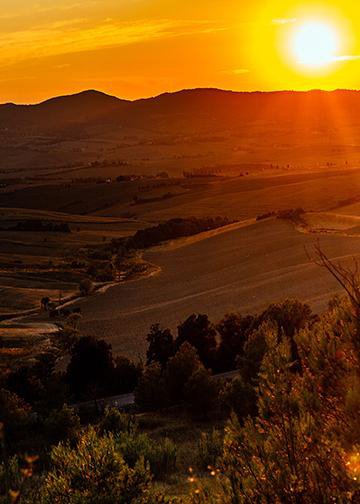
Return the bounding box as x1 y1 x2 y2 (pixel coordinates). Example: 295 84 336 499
292 21 339 67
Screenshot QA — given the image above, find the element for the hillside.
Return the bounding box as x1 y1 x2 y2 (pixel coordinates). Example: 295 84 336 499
2 88 360 177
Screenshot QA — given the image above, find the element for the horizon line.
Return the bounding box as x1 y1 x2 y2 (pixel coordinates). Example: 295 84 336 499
2 86 360 107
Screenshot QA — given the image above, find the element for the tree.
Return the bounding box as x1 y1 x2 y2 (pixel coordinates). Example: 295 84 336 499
135 363 170 411
260 299 316 371
112 356 142 394
166 342 203 402
176 314 217 369
215 317 360 503
146 324 175 368
216 314 255 372
219 375 257 419
184 368 218 419
38 427 151 504
66 336 114 399
5 366 44 404
44 404 81 444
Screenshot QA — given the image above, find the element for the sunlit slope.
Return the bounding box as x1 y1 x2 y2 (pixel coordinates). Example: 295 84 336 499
78 218 360 359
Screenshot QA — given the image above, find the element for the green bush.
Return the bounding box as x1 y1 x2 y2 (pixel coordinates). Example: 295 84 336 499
118 432 177 480
38 427 151 504
98 407 138 436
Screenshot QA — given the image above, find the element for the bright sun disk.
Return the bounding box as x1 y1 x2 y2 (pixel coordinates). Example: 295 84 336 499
292 21 339 67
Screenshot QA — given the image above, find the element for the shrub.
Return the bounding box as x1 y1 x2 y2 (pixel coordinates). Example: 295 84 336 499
118 431 177 480
197 429 224 470
0 388 33 440
44 404 81 444
79 278 94 296
98 407 138 436
184 368 218 419
38 427 151 504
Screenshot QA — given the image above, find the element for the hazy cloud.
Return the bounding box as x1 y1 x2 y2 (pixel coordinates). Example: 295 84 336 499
0 17 221 66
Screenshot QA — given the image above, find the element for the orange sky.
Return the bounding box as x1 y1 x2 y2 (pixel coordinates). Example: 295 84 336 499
2 0 360 103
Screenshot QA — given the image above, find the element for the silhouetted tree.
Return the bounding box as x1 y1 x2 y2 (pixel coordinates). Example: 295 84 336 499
176 314 217 369
216 314 255 372
135 363 170 411
146 324 175 368
66 336 114 399
112 356 142 394
166 342 203 401
184 368 218 419
219 375 257 419
260 300 316 372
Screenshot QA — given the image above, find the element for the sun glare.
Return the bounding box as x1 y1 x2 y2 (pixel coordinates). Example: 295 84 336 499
292 21 339 68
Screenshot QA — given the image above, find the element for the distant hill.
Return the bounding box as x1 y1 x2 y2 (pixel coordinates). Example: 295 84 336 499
2 88 360 177
2 88 360 132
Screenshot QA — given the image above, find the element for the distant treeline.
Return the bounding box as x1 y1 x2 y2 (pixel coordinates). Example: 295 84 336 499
8 220 71 233
126 216 233 249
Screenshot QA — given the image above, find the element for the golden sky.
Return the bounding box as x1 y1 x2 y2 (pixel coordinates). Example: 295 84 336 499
2 0 360 103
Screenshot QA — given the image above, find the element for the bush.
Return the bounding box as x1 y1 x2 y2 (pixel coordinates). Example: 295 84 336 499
79 278 94 296
135 363 170 411
197 430 224 470
44 404 81 444
184 368 218 419
0 388 34 440
98 407 138 436
118 432 177 480
38 427 151 504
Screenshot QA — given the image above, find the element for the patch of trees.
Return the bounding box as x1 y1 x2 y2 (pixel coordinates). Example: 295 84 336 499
277 207 305 223
127 216 233 249
1 287 360 501
8 220 71 233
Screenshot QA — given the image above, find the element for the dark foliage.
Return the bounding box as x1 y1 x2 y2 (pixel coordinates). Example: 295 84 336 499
112 356 142 395
9 220 71 233
127 216 232 249
66 336 114 399
216 314 256 372
176 314 217 369
146 324 175 368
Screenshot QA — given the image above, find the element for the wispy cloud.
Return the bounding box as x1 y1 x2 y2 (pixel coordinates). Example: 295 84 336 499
231 68 251 75
0 17 221 67
272 18 297 25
